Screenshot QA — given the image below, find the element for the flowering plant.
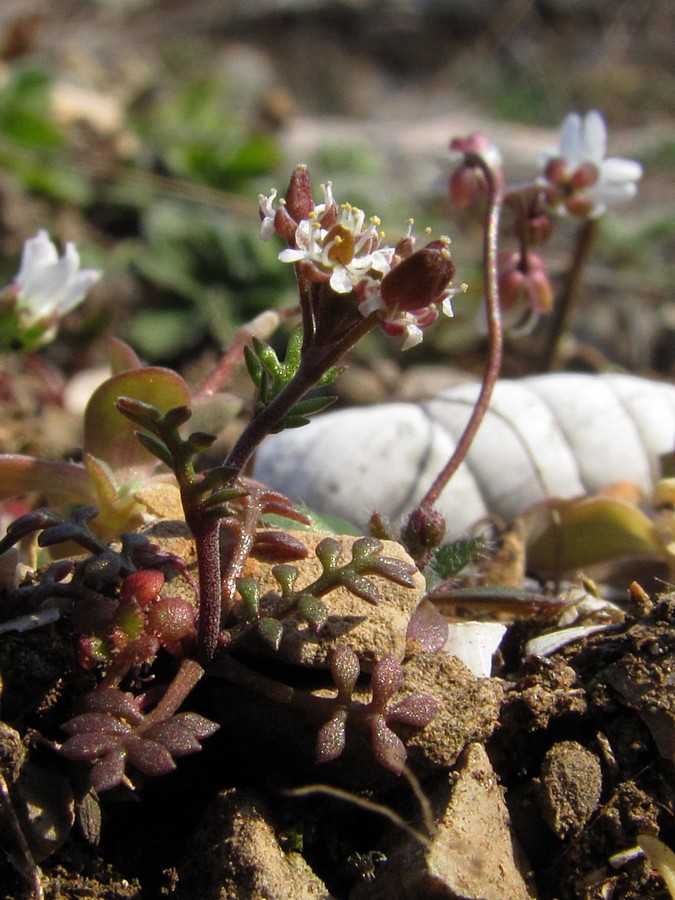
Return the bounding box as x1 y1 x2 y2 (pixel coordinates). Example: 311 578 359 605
0 107 649 898
0 230 101 352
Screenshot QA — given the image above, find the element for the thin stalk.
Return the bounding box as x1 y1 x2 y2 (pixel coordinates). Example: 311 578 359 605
414 160 504 513
539 218 598 371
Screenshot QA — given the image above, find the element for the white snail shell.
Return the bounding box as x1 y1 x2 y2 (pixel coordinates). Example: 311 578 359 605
254 373 675 540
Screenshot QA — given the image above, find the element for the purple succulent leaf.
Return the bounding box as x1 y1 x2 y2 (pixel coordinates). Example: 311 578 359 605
259 491 312 526
370 715 407 775
370 656 405 711
90 749 127 792
350 537 383 560
340 574 380 604
406 599 449 653
61 732 125 761
330 644 360 699
124 735 177 777
387 693 439 728
82 689 144 725
251 530 309 562
142 720 201 756
172 712 220 740
359 557 418 589
316 709 348 764
61 712 133 736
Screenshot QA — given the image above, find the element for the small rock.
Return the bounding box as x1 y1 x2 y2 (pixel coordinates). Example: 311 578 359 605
241 531 425 670
350 743 536 900
536 741 602 839
402 652 503 769
175 787 332 900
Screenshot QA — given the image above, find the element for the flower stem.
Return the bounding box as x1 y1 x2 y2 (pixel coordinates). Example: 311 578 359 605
413 159 504 513
193 516 223 664
538 218 598 371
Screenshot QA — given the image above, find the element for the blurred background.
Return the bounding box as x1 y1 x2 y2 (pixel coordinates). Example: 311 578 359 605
0 0 673 392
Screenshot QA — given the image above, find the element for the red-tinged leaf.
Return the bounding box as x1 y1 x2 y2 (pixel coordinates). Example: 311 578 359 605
172 712 219 740
330 645 360 698
82 689 144 724
142 720 201 756
370 657 404 708
90 749 126 792
61 732 124 761
61 713 132 736
341 575 380 604
362 557 418 589
370 716 406 775
387 694 439 728
108 337 142 375
316 710 347 764
83 367 191 481
252 530 309 562
406 599 448 653
0 455 94 506
124 736 176 776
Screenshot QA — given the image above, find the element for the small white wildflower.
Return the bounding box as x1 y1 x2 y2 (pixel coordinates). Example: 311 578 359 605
9 230 101 347
541 110 643 217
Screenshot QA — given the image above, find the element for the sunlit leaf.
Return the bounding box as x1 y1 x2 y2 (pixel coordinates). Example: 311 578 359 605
83 367 191 480
524 493 661 574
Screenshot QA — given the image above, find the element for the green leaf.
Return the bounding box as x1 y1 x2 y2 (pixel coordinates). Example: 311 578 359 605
84 367 191 481
134 433 175 470
524 494 661 574
260 506 362 536
426 538 483 584
298 596 329 632
236 577 260 616
258 617 284 651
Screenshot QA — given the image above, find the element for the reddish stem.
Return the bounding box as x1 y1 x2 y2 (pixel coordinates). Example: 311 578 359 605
414 159 504 513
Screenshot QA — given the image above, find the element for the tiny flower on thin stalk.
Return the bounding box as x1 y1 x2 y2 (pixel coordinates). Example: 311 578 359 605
498 250 553 317
540 110 642 218
448 132 503 207
0 230 101 351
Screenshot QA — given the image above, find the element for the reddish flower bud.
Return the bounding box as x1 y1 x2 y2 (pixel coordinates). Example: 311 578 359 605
273 204 298 243
380 239 455 312
120 570 165 607
284 164 314 223
570 161 599 190
147 597 196 642
449 165 483 208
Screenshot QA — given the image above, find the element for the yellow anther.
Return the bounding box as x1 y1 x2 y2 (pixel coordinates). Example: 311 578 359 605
370 216 381 227
424 226 432 236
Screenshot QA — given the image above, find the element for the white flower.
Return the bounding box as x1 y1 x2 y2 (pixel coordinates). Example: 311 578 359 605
13 230 101 342
278 202 393 294
541 110 642 217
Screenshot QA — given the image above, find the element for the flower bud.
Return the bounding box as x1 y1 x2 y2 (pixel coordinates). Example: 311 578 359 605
380 239 455 312
120 570 165 607
402 506 447 558
284 164 314 223
449 165 483 208
147 596 196 642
